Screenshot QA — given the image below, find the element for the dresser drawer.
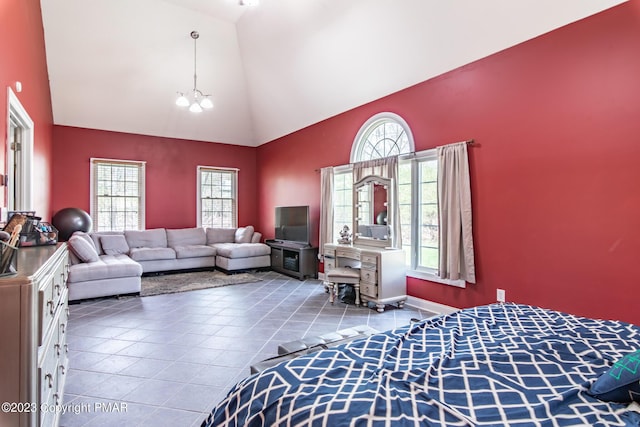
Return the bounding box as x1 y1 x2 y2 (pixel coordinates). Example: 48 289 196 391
360 268 377 284
38 278 56 346
360 282 378 298
360 253 378 264
324 259 336 271
336 247 360 260
39 331 58 411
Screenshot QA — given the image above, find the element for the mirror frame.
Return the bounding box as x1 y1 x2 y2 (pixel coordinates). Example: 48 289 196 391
352 174 394 248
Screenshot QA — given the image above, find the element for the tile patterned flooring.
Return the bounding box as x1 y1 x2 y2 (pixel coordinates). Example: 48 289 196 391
60 271 435 427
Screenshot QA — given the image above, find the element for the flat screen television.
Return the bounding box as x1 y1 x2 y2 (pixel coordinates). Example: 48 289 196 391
275 206 310 244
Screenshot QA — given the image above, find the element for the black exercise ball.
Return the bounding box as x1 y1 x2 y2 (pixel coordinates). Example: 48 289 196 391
52 208 93 241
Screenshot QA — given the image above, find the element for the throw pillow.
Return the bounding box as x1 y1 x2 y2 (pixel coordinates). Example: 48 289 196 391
100 234 130 255
589 349 640 403
235 225 254 244
68 235 100 263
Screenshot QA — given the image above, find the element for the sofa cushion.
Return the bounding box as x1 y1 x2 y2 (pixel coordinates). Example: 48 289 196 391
125 228 167 249
68 254 143 283
167 227 206 247
129 247 176 262
213 242 270 258
72 231 98 252
90 231 124 255
235 226 255 243
68 234 100 263
174 244 217 259
251 232 262 244
206 228 236 244
100 235 130 255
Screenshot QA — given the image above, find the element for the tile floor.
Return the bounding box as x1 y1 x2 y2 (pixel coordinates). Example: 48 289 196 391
60 271 435 427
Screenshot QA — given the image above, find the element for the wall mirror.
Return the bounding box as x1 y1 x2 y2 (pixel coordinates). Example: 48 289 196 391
353 175 394 248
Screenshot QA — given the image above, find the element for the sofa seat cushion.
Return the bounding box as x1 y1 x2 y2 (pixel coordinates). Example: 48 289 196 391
167 227 206 247
212 243 271 258
68 254 143 283
129 247 176 262
174 244 217 259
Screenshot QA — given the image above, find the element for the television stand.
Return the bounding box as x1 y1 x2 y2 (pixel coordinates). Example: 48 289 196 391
266 240 318 280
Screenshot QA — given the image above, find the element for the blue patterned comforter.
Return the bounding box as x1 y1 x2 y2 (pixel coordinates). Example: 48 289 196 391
202 303 640 426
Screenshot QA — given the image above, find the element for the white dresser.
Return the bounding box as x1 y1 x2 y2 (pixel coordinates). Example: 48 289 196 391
324 243 406 312
0 244 70 427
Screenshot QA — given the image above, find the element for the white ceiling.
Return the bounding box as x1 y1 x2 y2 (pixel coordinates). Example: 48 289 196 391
40 0 626 147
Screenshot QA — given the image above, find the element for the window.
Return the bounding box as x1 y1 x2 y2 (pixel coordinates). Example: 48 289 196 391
351 113 412 161
91 158 145 231
344 113 461 285
198 167 238 228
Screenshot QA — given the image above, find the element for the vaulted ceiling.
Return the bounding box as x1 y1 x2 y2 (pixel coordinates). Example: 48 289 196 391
40 0 625 147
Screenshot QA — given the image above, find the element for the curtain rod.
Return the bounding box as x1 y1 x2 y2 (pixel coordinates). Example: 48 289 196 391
315 139 475 171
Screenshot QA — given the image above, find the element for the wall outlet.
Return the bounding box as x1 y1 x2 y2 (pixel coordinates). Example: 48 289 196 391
496 288 506 303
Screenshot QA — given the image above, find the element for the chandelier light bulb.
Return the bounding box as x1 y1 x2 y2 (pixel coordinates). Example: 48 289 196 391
189 102 203 113
175 94 189 107
200 97 214 109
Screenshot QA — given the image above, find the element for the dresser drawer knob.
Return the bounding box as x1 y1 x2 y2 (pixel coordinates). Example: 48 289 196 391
47 300 54 315
59 323 66 334
59 365 66 375
54 284 61 296
54 344 61 356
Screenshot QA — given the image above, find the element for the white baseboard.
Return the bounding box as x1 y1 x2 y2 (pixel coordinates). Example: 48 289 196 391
318 273 459 316
405 296 459 315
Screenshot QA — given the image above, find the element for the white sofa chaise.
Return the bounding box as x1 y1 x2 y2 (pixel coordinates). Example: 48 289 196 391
67 226 270 301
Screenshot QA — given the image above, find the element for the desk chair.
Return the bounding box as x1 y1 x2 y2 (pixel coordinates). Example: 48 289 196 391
325 267 361 306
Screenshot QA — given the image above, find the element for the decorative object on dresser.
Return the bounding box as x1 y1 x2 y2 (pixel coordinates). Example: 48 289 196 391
0 244 70 427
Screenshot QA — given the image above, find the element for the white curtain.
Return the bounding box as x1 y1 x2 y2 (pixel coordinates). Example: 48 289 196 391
437 142 476 283
319 166 334 260
352 157 402 249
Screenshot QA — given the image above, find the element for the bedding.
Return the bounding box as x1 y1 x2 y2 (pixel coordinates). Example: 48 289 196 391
202 303 640 426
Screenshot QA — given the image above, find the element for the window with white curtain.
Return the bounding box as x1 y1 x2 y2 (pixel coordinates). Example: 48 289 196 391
198 167 238 228
338 112 462 286
90 158 145 231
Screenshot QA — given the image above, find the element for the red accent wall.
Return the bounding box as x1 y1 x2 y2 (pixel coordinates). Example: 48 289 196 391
51 126 258 229
256 2 640 325
0 0 54 218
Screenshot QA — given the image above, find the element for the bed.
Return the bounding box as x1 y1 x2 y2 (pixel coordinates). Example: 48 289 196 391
202 303 640 426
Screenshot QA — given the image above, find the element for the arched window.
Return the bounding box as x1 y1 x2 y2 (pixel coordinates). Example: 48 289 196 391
350 112 414 162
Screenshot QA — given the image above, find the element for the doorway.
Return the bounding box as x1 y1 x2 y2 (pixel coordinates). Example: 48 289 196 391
5 87 33 217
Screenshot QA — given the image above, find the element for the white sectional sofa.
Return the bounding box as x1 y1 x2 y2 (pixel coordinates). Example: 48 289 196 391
67 226 270 301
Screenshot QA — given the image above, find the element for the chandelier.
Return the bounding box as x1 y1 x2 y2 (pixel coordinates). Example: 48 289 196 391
175 31 213 113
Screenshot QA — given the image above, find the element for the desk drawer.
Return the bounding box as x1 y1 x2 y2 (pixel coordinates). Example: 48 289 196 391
361 282 378 298
360 253 378 264
336 248 360 260
324 259 336 271
360 268 377 284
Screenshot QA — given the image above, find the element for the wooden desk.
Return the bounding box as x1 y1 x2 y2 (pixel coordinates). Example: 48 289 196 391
324 244 406 312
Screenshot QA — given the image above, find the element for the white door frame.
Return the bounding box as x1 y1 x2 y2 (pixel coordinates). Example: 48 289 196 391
6 87 34 213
